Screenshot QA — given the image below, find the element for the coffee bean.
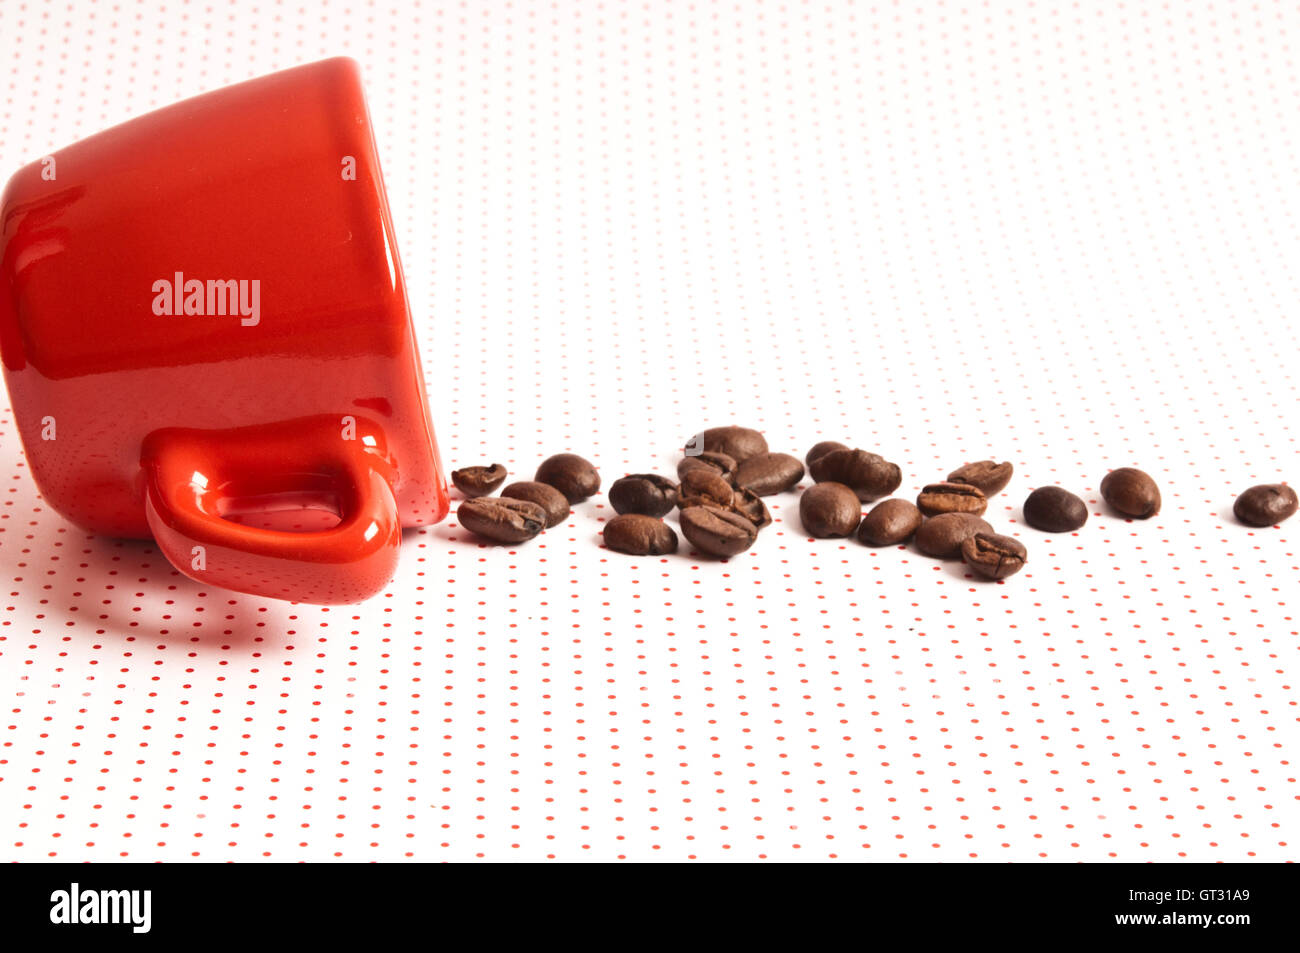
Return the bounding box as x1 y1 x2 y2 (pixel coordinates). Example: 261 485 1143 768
916 481 988 517
806 441 850 467
947 460 1014 497
857 498 923 546
799 482 862 538
608 474 679 517
678 469 736 509
500 481 570 528
603 513 678 555
450 463 508 498
1099 467 1161 519
735 452 805 496
677 451 738 484
1234 483 1298 527
679 504 758 557
961 532 1027 579
457 497 547 544
685 426 768 463
914 513 993 559
808 448 902 502
731 486 773 528
535 453 601 503
1023 486 1088 532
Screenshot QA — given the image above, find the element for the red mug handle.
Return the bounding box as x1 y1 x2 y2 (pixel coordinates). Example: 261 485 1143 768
140 415 402 604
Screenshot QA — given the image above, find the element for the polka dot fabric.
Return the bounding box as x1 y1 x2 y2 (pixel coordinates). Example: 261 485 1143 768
0 0 1296 862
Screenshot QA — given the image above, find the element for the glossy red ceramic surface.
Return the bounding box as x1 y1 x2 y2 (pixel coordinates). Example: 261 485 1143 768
0 58 448 603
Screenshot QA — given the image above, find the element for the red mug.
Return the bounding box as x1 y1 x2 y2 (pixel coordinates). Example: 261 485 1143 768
0 58 449 604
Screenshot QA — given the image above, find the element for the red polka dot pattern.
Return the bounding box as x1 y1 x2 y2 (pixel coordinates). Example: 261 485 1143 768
0 1 1296 861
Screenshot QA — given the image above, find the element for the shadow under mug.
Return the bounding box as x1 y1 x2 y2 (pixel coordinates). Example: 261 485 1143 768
0 57 449 604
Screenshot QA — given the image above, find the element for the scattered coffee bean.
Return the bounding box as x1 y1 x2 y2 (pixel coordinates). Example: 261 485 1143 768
686 426 768 463
914 513 993 559
916 482 988 517
1100 467 1161 519
806 441 850 467
961 532 1027 579
1233 483 1298 527
677 451 738 484
603 513 678 555
679 504 759 558
947 460 1014 497
799 482 862 538
451 463 508 498
857 498 923 546
457 497 547 544
678 468 736 509
500 481 570 528
731 486 773 528
535 453 601 503
1023 486 1088 533
608 474 679 517
735 452 805 496
809 448 902 502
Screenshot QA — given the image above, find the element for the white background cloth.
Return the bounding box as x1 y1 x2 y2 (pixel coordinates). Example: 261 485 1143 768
0 0 1296 861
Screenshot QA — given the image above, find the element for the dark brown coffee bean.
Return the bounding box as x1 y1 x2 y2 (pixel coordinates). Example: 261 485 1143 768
603 513 678 556
450 463 508 498
735 452 805 496
678 469 736 508
500 481 570 528
916 482 988 517
679 504 758 558
799 482 861 538
731 486 772 528
457 497 547 544
1022 486 1088 532
1099 467 1161 519
857 498 923 546
947 460 1014 497
1233 484 1298 527
961 532 1027 579
685 426 768 463
535 453 600 503
809 448 902 502
608 474 679 517
914 513 993 559
806 441 850 467
677 451 738 484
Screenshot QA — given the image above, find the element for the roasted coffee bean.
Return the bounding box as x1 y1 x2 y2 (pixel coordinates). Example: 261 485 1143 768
916 482 988 517
457 497 547 544
677 451 738 484
678 469 736 508
806 441 850 467
608 474 679 517
1233 483 1298 527
731 486 773 529
1023 486 1088 533
809 448 902 502
500 481 570 528
451 463 508 498
857 498 923 547
799 482 862 538
961 532 1027 580
679 504 758 558
914 513 993 559
947 460 1014 497
1099 467 1161 519
535 453 600 503
735 452 805 496
685 426 768 463
603 513 678 556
